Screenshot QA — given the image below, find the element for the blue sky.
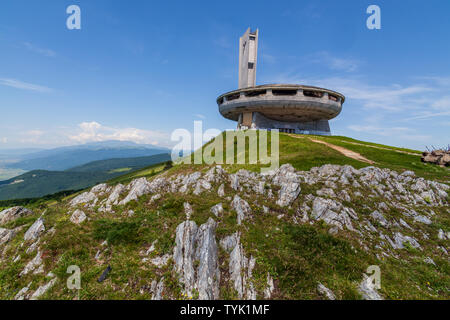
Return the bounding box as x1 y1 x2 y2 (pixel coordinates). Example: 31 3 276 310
0 0 449 150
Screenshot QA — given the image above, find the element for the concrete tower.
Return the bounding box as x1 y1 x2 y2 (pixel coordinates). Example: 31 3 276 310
217 28 345 135
238 28 259 89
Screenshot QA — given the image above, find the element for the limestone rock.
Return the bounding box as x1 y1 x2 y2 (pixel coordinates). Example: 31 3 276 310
14 282 32 300
152 277 165 300
271 164 301 207
370 210 389 228
231 195 252 225
0 207 34 225
30 277 57 300
20 251 43 276
70 191 98 207
184 202 193 220
317 283 336 300
70 209 87 224
0 227 16 245
150 254 170 268
392 232 421 250
311 197 355 231
173 218 220 300
119 178 152 205
217 184 225 197
210 203 223 217
24 218 45 241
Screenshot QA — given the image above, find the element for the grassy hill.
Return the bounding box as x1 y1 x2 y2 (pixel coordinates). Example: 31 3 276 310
0 153 170 200
176 132 449 184
0 133 448 301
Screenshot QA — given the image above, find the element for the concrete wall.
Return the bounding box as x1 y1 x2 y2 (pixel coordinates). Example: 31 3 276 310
251 112 331 135
238 28 258 89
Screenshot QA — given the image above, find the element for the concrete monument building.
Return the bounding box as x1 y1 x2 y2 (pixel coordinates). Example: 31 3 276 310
217 28 345 135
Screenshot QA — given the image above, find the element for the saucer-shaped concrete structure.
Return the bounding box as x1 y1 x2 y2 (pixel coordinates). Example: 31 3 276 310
217 28 345 135
217 84 344 135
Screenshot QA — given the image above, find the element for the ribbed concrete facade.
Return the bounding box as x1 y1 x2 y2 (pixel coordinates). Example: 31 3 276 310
217 29 345 135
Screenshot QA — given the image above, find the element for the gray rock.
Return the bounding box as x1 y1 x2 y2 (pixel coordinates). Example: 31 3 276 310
14 282 32 300
106 183 126 206
272 164 301 207
179 172 202 193
414 215 432 225
0 207 34 225
193 179 212 195
70 209 86 224
316 188 336 198
263 273 275 299
20 251 43 276
173 218 220 300
119 178 152 205
370 210 389 228
0 227 16 245
90 183 110 194
194 218 220 300
311 197 355 231
231 195 252 225
317 283 336 300
358 275 383 300
424 257 436 266
150 254 170 268
69 191 98 207
220 234 238 252
392 232 421 250
184 202 193 220
438 229 449 240
152 277 165 300
24 218 45 241
399 218 412 230
217 184 225 197
210 203 223 217
30 278 57 300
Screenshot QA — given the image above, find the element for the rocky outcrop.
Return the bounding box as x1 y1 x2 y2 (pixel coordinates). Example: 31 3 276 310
421 149 450 167
0 227 17 245
220 232 256 299
210 203 223 217
231 195 252 225
271 164 301 207
311 197 356 232
30 277 57 300
119 178 152 205
20 251 43 276
173 218 220 300
70 209 87 224
24 218 45 241
0 207 34 225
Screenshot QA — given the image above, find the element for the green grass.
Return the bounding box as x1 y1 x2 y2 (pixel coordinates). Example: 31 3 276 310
108 167 132 174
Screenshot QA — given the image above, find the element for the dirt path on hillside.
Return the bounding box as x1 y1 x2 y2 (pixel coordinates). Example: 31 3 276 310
309 138 376 164
286 134 375 164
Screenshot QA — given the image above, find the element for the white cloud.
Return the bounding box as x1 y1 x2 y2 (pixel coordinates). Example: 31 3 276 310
194 114 206 119
23 42 56 57
311 52 360 72
69 121 172 147
0 78 52 93
269 74 436 112
0 137 7 143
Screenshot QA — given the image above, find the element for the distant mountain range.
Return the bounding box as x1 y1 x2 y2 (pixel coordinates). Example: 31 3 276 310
2 140 170 171
0 153 171 200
